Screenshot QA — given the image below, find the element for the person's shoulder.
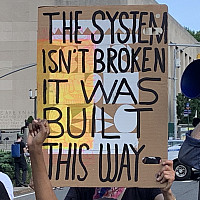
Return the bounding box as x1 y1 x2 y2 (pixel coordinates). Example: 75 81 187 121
125 187 161 200
0 172 14 200
65 187 95 200
0 172 11 180
20 141 26 146
0 172 12 185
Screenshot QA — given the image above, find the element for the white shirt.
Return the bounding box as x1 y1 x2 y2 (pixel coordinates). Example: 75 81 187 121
0 172 14 200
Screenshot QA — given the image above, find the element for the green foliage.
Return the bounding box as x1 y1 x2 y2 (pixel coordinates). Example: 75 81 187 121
0 150 32 184
26 159 32 184
0 150 15 181
177 93 200 124
27 116 34 124
185 27 200 42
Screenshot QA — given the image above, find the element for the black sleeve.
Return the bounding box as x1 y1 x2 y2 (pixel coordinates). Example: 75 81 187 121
21 142 26 149
64 187 95 200
123 188 161 200
0 181 11 200
148 188 162 200
64 187 79 200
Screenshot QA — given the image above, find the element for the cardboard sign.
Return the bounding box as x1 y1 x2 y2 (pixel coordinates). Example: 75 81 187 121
37 5 168 187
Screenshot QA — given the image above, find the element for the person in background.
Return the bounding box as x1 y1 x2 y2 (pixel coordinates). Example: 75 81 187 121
27 119 176 200
0 171 14 200
14 134 28 187
178 117 200 171
192 117 200 128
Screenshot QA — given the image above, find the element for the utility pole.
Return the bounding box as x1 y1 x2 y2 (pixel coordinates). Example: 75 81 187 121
168 43 200 139
29 89 37 119
173 47 178 139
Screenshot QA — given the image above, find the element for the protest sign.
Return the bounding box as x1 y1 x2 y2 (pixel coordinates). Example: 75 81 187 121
37 5 168 187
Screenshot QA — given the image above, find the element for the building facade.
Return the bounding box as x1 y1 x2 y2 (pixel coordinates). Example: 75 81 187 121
0 0 199 134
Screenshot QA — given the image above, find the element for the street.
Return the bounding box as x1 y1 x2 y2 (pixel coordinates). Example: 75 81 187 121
172 180 199 199
14 180 200 200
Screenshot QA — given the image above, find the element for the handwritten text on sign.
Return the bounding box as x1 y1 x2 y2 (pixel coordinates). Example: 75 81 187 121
37 5 168 187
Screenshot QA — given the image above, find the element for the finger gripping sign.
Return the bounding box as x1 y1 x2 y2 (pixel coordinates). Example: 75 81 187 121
37 5 168 187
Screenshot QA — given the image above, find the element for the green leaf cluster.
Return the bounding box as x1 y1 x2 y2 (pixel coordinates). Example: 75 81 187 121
0 150 32 185
185 27 200 42
0 150 15 181
177 93 200 124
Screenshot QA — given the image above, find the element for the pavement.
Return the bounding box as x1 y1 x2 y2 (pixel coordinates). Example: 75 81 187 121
14 186 34 197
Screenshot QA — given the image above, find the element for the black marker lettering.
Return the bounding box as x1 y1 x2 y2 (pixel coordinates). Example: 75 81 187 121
81 79 118 104
63 11 73 43
59 49 71 73
142 47 152 72
56 143 72 180
94 48 105 73
149 12 158 45
117 144 131 181
107 48 118 73
130 144 145 182
91 10 105 44
156 12 168 44
72 143 77 180
112 78 137 104
117 12 130 43
43 143 59 179
99 143 119 182
42 49 46 73
131 47 141 73
43 79 47 104
137 77 161 105
67 107 86 139
154 48 165 73
138 12 148 43
48 79 68 104
48 50 58 73
74 11 82 44
43 107 64 138
130 11 139 43
106 11 119 44
100 107 120 139
43 12 60 44
91 105 96 137
124 108 153 138
78 49 89 73
118 48 130 73
77 143 89 181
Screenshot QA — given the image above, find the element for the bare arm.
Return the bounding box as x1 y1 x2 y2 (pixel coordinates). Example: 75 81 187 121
23 147 27 153
28 119 58 200
155 160 176 200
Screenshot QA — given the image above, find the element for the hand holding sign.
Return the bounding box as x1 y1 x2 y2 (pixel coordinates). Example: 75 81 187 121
156 160 175 191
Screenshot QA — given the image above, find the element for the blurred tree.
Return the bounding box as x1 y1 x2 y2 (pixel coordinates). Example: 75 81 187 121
177 93 200 124
185 27 200 42
27 116 34 125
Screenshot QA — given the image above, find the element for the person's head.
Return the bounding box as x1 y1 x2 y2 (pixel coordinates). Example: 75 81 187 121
17 134 22 141
192 117 200 127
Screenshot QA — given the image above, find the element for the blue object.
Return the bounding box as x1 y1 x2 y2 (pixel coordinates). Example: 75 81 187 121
11 143 20 158
181 59 200 99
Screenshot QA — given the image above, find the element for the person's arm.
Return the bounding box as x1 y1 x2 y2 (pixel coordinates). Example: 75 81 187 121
28 119 58 200
23 147 27 154
178 124 200 170
154 160 176 200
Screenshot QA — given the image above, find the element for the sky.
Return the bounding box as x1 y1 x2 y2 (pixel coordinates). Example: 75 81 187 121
156 0 199 31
